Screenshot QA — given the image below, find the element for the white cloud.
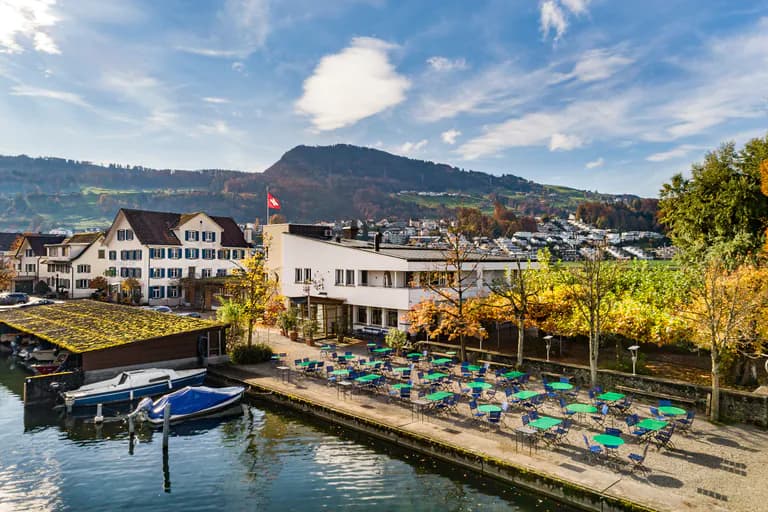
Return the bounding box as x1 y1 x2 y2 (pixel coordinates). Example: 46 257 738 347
102 72 177 128
585 157 604 169
203 96 230 104
570 49 632 82
198 120 232 135
10 85 88 107
561 0 590 15
397 139 428 154
646 145 700 162
441 129 461 145
295 37 410 131
232 61 245 72
540 1 567 41
426 56 467 72
548 132 583 151
0 0 61 54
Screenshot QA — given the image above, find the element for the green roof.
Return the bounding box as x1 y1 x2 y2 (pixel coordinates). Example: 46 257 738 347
0 300 224 354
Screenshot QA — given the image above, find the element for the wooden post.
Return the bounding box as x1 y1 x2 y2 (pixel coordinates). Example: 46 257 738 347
94 403 104 424
128 414 135 455
162 402 171 450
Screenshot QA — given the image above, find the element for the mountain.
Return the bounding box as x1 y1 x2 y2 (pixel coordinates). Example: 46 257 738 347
0 144 636 232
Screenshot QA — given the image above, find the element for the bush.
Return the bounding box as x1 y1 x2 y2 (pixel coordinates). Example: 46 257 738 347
230 343 274 364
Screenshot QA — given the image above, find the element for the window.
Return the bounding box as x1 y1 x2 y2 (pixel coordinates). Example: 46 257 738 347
202 231 217 242
295 268 302 283
76 279 90 289
116 229 134 241
167 268 182 279
357 307 367 324
25 264 35 273
150 248 166 259
167 286 180 298
345 269 355 285
360 270 368 286
109 250 117 260
335 269 343 285
218 249 230 259
150 268 165 278
168 248 182 259
98 250 105 259
76 264 91 273
188 267 196 278
105 267 117 277
184 230 199 242
371 308 382 325
304 268 311 282
120 267 141 278
120 250 142 260
216 269 227 277
202 249 215 260
383 271 393 288
59 279 70 289
48 247 59 257
25 249 34 257
387 310 398 328
201 268 212 278
149 286 165 299
185 248 199 259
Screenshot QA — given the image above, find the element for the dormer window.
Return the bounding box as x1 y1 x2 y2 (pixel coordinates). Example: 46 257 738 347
117 229 134 241
185 230 200 242
202 231 217 242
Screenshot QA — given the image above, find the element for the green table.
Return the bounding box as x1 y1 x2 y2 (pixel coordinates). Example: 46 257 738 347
367 343 377 347
466 381 492 390
529 417 562 430
373 347 392 354
337 355 356 361
658 406 687 417
407 352 422 358
445 351 457 356
513 390 540 400
431 358 452 365
356 374 383 383
423 372 448 381
465 365 483 372
549 382 573 391
392 367 411 373
593 434 624 447
330 369 350 376
426 391 453 401
597 392 625 402
478 404 501 413
637 418 668 431
362 360 382 367
298 360 322 367
391 383 412 390
566 403 597 414
503 370 526 379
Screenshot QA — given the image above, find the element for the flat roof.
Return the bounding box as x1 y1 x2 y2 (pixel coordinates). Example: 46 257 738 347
0 300 225 354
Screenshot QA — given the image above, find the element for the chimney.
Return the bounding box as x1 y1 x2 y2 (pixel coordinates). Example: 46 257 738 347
374 232 382 252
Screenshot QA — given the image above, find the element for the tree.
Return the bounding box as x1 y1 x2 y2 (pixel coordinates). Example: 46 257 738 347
225 253 280 347
407 297 488 359
34 280 51 296
410 230 487 361
216 297 245 350
0 255 16 292
121 277 141 303
487 251 547 367
559 244 620 387
89 276 108 296
385 328 408 353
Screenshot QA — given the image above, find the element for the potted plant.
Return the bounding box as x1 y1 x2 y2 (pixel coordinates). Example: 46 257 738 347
301 318 319 346
385 328 408 354
278 307 298 337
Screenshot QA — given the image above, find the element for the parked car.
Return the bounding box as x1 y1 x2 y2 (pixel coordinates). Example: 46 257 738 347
0 292 29 305
151 306 173 313
176 312 201 318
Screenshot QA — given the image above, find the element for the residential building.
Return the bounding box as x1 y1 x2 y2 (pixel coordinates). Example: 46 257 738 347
0 232 21 258
263 224 535 340
11 234 66 293
101 209 249 307
39 232 105 298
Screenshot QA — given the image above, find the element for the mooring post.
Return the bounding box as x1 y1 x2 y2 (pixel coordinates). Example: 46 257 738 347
94 403 104 424
128 414 135 455
162 402 171 450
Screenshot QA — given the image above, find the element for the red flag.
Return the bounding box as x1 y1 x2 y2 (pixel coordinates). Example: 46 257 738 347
267 192 281 210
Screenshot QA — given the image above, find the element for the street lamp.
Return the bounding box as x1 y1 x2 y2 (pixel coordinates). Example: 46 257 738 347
628 345 640 376
543 335 554 362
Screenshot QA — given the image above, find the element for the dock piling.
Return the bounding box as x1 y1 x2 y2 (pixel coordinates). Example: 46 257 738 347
94 403 103 424
128 414 135 455
162 402 171 450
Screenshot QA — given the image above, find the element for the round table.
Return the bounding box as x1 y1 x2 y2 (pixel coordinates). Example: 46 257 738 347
372 347 392 354
465 365 483 372
466 382 492 390
424 372 448 381
549 382 573 391
513 390 540 400
566 403 597 414
478 404 501 413
658 406 687 417
431 358 452 365
593 434 625 448
362 361 381 367
392 367 411 373
330 369 350 376
597 392 625 402
391 383 412 390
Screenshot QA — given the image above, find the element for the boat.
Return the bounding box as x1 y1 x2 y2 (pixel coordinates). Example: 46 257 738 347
133 385 245 425
62 368 206 408
29 352 69 375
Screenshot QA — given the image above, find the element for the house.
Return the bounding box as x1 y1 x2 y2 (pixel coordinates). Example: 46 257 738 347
263 223 535 340
39 232 105 298
11 234 66 293
0 232 22 258
101 209 249 307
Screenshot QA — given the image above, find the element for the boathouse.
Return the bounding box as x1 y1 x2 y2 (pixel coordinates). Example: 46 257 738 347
0 300 228 382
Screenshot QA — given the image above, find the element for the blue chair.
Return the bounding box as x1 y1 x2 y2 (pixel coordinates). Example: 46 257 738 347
559 397 574 417
582 434 603 460
628 443 651 473
487 410 502 428
676 410 696 433
649 407 666 421
521 414 530 426
468 400 486 421
590 404 608 427
566 385 580 400
529 410 540 420
399 387 411 400
658 399 672 408
559 376 571 384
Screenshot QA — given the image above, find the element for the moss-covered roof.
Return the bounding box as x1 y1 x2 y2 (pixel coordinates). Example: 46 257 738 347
0 300 225 354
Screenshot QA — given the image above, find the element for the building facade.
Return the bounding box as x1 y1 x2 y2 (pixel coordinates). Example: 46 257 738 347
11 234 66 293
39 232 105 299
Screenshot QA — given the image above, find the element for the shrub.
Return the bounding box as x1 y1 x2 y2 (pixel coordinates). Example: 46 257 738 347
230 343 274 364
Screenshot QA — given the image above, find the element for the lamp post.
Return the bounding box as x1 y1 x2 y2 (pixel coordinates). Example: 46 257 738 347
628 345 640 376
543 335 553 362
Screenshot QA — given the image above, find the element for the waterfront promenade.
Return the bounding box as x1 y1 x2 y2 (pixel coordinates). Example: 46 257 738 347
213 330 768 512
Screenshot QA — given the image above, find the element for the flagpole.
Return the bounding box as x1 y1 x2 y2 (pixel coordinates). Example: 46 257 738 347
266 185 269 226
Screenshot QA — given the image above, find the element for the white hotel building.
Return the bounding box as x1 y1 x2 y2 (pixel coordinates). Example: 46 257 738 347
263 224 534 339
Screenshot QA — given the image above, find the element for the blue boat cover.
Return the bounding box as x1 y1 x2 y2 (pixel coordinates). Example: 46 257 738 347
147 386 244 420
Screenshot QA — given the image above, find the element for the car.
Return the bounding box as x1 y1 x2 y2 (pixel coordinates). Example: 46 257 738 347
151 306 173 313
0 292 29 305
176 312 201 318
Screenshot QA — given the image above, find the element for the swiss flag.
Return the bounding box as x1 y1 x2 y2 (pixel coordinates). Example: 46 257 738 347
267 192 281 210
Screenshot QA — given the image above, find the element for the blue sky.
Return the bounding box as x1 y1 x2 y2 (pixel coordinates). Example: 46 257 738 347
0 0 766 197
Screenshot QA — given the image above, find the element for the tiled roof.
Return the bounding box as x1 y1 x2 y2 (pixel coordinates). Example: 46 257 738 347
0 300 224 354
64 232 103 245
210 216 248 247
117 208 247 248
0 232 22 252
24 234 67 256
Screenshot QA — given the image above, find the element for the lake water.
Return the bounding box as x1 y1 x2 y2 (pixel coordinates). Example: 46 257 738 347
0 359 569 511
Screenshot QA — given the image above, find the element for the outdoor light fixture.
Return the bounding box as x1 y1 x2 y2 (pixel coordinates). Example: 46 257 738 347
543 335 554 362
628 345 640 376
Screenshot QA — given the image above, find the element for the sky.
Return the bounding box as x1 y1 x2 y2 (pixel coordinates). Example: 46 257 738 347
0 0 767 198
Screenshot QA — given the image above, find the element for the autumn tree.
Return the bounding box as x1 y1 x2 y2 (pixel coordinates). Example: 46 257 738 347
216 297 245 349
407 297 488 358
0 255 15 292
225 253 280 346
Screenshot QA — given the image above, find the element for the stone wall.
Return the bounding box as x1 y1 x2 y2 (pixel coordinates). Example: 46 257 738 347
421 341 768 428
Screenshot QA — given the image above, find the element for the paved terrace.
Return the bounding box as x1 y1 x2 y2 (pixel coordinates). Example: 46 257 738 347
214 330 768 512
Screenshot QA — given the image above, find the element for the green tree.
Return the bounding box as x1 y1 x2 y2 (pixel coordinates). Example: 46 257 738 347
216 298 245 349
225 253 279 347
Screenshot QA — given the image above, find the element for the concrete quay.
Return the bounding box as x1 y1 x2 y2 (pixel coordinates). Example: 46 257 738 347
210 331 768 512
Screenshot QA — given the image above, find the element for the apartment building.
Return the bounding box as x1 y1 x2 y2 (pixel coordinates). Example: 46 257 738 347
11 234 66 293
39 232 105 298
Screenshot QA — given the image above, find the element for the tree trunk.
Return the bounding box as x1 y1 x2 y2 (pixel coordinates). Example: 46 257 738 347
459 334 466 362
710 351 720 422
247 320 254 347
589 330 599 388
516 316 525 367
